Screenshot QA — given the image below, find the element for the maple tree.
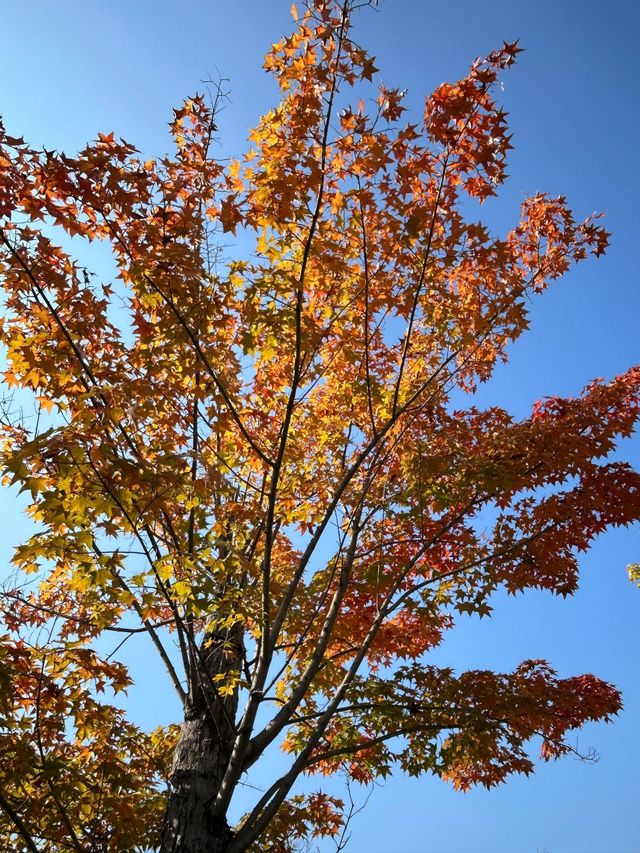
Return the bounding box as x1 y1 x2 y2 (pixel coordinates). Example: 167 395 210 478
0 0 639 850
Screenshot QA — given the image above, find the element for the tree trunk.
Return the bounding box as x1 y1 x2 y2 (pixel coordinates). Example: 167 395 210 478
160 625 243 853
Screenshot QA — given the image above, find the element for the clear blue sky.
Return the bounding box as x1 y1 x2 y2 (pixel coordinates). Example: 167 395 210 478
2 2 639 851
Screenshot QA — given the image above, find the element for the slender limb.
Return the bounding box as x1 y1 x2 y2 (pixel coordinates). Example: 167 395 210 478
103 557 187 704
357 179 377 433
391 154 450 416
242 498 366 769
33 653 86 852
0 228 142 462
213 2 352 819
0 590 173 635
0 785 41 853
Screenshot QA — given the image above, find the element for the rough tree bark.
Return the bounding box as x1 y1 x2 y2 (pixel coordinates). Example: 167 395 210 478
160 625 243 853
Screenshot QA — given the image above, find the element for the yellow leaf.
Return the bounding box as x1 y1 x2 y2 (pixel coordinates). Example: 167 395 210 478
172 580 191 600
156 561 173 582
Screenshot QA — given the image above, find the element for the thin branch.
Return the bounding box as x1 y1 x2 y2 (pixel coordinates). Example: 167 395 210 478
357 179 377 433
33 652 86 852
0 590 173 635
215 2 352 820
0 785 41 853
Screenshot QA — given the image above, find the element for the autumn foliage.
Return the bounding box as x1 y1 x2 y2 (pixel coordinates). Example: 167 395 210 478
0 1 638 850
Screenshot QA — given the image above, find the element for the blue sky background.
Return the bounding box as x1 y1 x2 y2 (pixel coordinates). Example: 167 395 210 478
2 2 639 851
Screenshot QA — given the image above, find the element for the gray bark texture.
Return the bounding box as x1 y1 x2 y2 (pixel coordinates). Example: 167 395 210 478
159 625 243 853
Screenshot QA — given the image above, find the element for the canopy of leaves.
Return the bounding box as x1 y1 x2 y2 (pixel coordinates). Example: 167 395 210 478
0 1 637 850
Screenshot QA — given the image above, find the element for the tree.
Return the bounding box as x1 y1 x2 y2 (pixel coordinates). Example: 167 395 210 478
0 0 638 849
